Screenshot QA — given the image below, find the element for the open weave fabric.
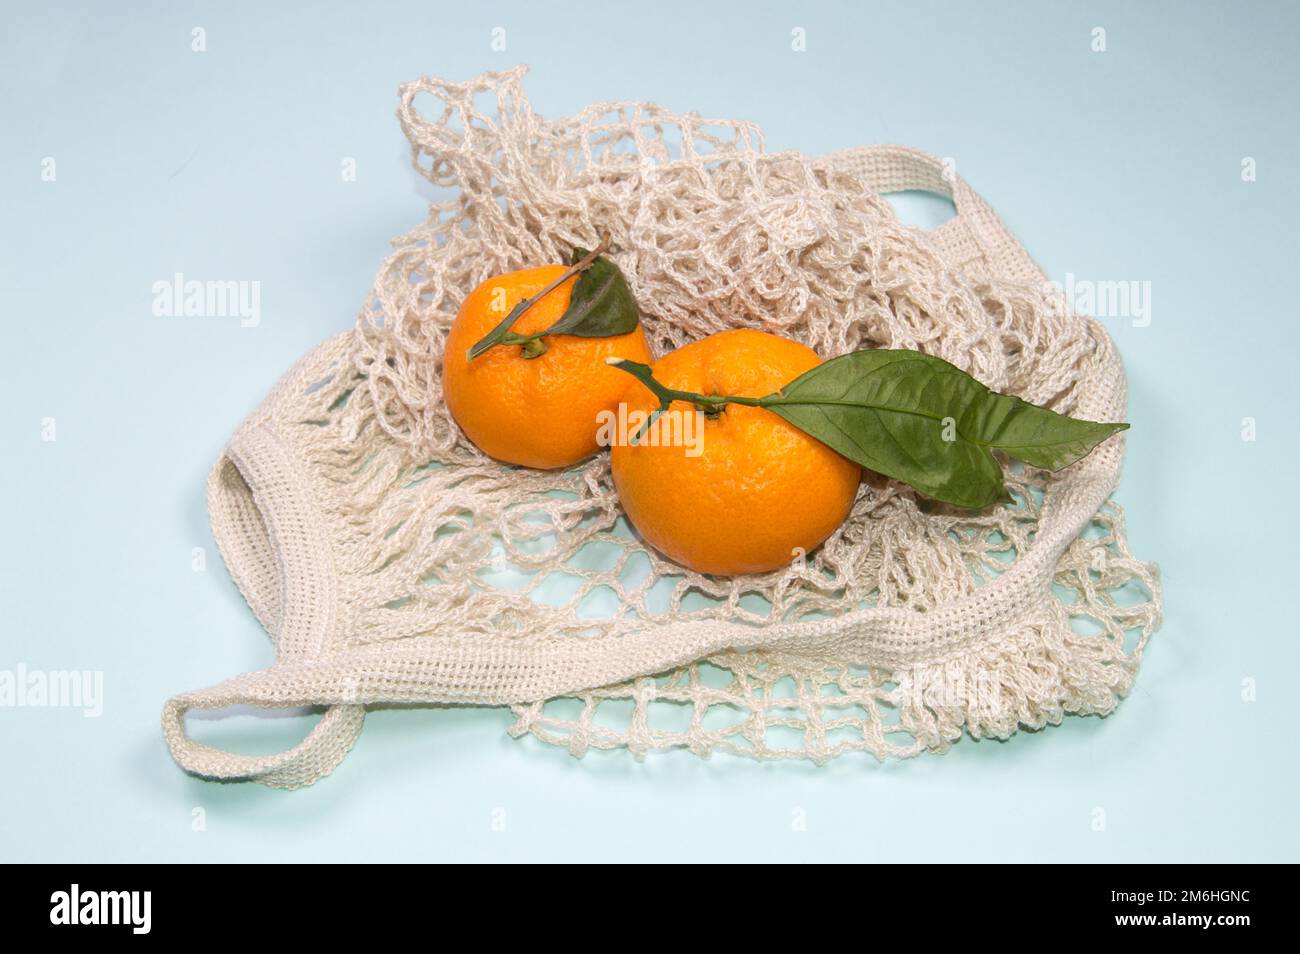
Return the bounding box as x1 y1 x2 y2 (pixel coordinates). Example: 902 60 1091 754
162 67 1161 788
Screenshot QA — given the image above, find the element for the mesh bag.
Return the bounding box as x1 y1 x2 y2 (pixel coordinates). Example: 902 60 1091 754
162 67 1161 788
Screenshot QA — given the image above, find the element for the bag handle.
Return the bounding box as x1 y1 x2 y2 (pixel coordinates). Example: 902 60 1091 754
162 682 365 790
164 420 365 789
818 144 1043 284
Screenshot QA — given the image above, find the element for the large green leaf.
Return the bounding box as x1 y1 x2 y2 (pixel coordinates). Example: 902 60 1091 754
765 350 1128 508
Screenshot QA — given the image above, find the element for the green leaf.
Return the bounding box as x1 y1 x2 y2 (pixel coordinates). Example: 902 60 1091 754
763 350 1128 509
466 247 640 360
543 252 640 339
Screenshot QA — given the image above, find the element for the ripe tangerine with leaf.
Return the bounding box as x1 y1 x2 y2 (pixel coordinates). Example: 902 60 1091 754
444 261 653 470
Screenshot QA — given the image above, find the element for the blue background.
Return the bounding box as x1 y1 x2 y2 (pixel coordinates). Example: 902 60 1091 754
2 0 1296 862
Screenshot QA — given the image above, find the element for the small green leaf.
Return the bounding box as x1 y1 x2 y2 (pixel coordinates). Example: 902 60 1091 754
543 253 640 339
466 246 639 360
764 350 1128 509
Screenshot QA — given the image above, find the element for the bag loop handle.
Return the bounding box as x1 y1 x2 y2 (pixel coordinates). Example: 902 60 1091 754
818 144 1042 283
163 419 361 788
162 682 365 790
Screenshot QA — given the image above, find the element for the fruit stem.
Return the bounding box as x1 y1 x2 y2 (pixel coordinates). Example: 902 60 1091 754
519 337 548 359
605 358 769 407
605 358 774 443
466 233 612 360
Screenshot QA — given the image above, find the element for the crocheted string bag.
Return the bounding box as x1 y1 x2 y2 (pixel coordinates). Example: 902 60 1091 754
162 67 1161 789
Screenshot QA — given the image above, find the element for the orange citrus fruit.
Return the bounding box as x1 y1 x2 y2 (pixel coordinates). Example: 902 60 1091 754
444 264 653 469
611 329 861 576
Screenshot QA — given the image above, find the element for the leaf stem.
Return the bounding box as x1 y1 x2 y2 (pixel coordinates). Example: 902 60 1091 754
604 358 768 408
467 233 612 360
605 358 775 442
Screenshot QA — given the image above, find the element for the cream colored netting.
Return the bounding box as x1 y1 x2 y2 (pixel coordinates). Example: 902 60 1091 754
162 67 1160 787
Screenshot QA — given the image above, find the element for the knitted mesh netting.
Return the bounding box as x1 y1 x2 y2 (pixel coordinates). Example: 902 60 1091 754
163 67 1161 788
